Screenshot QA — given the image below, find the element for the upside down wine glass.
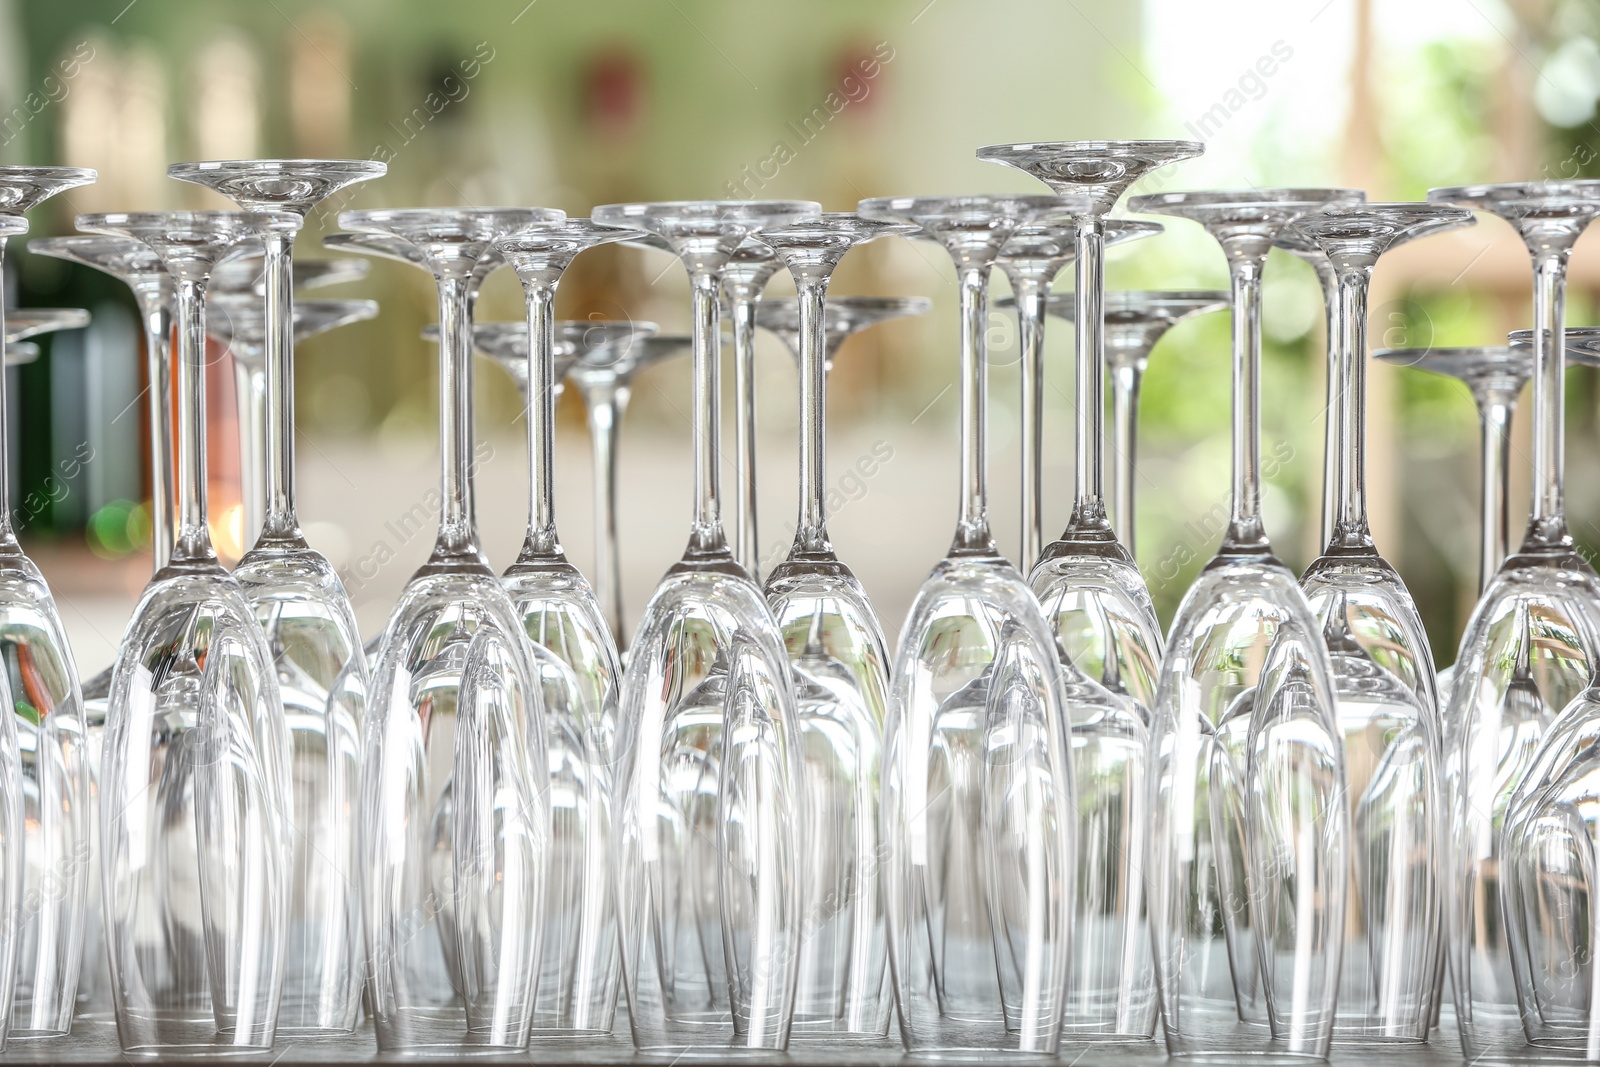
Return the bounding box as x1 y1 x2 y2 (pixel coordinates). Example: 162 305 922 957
751 213 914 1038
79 210 295 1054
858 193 1083 1054
210 295 378 557
980 141 1201 1045
27 232 173 1025
1373 346 1530 598
213 253 372 553
1288 203 1474 1042
171 161 386 1037
593 198 815 1052
1494 325 1600 1060
492 220 651 1036
723 240 783 581
992 216 1162 568
338 206 559 1052
566 334 690 652
1129 188 1356 1059
1028 290 1229 560
0 169 97 1049
1423 181 1600 1065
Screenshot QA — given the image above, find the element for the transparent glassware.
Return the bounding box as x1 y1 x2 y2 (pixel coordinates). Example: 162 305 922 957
977 143 1199 740
566 334 691 653
722 240 783 582
0 170 97 1050
28 232 173 1025
1286 203 1474 1042
208 296 378 555
592 198 816 1052
755 294 929 375
213 248 369 296
746 213 915 1039
858 193 1084 1054
991 217 1162 567
1025 289 1228 559
1424 181 1600 1064
78 209 296 1054
488 220 653 1037
336 206 560 1052
212 249 371 552
5 307 89 343
979 144 1201 1048
1129 188 1357 1059
171 161 386 1038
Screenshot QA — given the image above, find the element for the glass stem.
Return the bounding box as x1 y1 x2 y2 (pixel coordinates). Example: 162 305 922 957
689 270 727 558
1478 396 1514 595
1329 262 1374 552
1110 360 1141 561
0 243 10 545
1528 246 1570 547
172 275 216 564
730 283 760 576
233 361 264 555
951 263 994 556
1012 275 1047 567
1313 260 1338 549
260 230 299 543
433 274 478 561
1222 250 1270 554
523 279 559 558
585 384 626 646
134 282 175 572
794 273 832 557
1071 215 1110 539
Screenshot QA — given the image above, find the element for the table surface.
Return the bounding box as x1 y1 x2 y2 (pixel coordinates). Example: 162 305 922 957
0 1021 1474 1066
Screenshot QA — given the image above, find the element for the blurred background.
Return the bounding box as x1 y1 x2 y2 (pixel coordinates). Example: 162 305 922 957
2 0 1595 674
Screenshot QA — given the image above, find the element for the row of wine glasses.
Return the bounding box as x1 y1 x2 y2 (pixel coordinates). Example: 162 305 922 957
3 147 1600 1066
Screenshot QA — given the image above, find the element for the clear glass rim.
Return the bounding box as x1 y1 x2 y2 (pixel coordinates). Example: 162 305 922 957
1290 202 1475 242
27 234 162 276
1429 178 1600 205
6 307 89 342
322 230 425 265
859 192 1092 221
1128 187 1365 216
593 198 819 223
77 209 301 237
337 205 564 234
976 137 1205 160
210 296 378 343
5 340 38 367
493 217 646 254
168 157 386 179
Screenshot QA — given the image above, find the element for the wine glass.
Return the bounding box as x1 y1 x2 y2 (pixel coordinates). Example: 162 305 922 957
488 220 654 1036
336 206 560 1052
27 232 174 1025
1020 290 1229 560
1373 346 1530 599
755 294 928 376
977 145 1199 769
213 248 369 295
565 334 691 652
857 193 1086 1054
591 198 816 1052
1128 188 1358 1059
1286 203 1475 1042
0 170 97 1051
723 241 783 582
209 296 378 556
992 217 1163 567
78 209 296 1054
1423 181 1600 1064
169 161 387 1038
746 213 915 1039
0 297 89 1044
